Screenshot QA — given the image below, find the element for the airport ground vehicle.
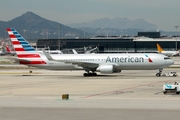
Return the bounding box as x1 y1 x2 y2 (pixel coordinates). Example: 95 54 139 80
163 82 180 94
156 71 178 77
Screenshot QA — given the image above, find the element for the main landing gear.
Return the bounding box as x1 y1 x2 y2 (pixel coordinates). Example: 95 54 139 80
156 68 163 77
83 70 97 77
83 72 97 77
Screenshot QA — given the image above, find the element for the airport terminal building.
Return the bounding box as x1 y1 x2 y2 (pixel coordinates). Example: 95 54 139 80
36 32 180 53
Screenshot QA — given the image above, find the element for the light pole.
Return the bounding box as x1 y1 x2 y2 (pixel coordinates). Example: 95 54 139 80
46 29 49 39
58 26 60 50
175 26 179 51
23 30 26 39
83 28 86 38
4 31 6 39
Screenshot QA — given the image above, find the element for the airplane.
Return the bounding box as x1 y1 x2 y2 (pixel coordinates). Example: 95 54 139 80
38 49 63 54
5 46 16 55
6 28 174 77
84 45 98 54
6 45 63 55
0 46 8 55
71 48 95 54
6 46 12 53
63 46 97 54
156 43 179 56
0 50 6 55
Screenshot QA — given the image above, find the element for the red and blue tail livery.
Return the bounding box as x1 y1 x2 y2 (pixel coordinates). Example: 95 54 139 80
7 28 35 52
7 28 46 64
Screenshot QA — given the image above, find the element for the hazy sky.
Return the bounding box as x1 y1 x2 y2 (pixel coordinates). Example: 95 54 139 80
1 0 180 31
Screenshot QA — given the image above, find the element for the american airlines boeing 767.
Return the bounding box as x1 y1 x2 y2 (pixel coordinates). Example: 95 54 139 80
7 28 174 77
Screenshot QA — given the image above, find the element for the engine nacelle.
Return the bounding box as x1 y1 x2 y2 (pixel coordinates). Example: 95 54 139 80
96 64 121 74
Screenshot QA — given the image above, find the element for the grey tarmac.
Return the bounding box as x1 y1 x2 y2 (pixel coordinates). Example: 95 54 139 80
0 66 180 120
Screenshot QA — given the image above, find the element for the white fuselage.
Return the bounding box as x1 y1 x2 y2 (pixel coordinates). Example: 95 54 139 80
160 51 179 56
21 53 174 71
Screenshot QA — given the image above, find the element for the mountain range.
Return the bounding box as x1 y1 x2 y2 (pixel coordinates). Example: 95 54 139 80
68 17 157 30
0 12 176 40
0 12 84 40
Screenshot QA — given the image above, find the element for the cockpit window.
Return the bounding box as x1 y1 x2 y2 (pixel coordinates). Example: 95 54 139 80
164 57 171 60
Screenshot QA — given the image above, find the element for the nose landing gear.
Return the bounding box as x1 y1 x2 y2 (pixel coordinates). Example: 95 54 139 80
156 68 163 77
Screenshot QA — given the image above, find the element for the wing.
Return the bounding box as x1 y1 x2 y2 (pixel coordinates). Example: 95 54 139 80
63 60 99 69
42 50 118 69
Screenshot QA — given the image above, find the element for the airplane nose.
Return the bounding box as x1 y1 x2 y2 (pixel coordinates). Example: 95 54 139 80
166 60 174 65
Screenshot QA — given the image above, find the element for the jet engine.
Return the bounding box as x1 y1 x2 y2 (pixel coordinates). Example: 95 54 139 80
96 64 121 74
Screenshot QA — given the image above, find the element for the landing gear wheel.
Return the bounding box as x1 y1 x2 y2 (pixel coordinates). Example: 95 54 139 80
156 73 161 77
83 72 97 77
83 73 88 77
173 74 177 77
156 68 163 77
92 73 97 76
88 73 93 76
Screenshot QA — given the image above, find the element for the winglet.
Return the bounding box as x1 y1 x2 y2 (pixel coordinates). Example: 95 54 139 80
156 43 164 52
42 49 54 61
72 49 78 54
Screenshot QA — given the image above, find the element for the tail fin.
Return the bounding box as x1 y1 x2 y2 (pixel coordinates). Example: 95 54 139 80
7 28 35 52
6 28 46 64
156 43 164 52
